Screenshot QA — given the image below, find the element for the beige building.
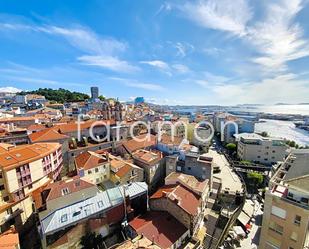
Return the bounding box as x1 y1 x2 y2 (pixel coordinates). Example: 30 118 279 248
0 142 63 232
235 133 289 165
259 149 309 249
150 172 209 235
107 154 144 185
132 149 163 192
75 151 110 185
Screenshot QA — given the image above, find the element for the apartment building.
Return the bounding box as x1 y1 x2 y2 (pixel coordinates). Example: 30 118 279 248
235 133 289 165
132 149 163 192
107 154 144 185
259 149 309 249
0 142 63 232
183 153 213 185
214 112 255 143
150 173 209 235
75 151 110 185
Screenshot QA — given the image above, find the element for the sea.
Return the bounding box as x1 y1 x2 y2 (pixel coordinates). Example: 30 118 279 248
173 104 309 146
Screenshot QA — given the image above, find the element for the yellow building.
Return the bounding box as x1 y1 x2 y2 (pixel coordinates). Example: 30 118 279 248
259 149 309 249
108 154 144 185
74 151 110 185
0 142 63 232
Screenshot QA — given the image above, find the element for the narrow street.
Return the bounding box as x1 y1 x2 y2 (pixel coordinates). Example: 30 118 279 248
239 199 263 249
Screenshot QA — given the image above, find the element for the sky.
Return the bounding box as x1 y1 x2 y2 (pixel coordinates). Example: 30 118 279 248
0 0 309 105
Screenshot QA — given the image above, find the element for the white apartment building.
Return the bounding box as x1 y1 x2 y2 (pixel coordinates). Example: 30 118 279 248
235 133 289 165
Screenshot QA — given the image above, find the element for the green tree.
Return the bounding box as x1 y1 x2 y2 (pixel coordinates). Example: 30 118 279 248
260 131 268 137
226 143 237 151
247 172 264 190
18 88 90 103
98 95 105 101
80 232 104 249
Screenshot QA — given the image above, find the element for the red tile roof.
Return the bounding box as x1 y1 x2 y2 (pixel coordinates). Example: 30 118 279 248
0 228 19 249
0 143 61 171
132 149 162 165
151 184 201 216
44 177 96 201
29 128 69 143
129 211 188 249
115 163 132 178
75 151 109 170
150 185 176 199
122 134 157 153
159 134 184 146
54 120 116 133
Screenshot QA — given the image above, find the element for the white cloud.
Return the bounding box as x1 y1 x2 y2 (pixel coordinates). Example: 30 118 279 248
247 0 309 71
179 0 252 36
78 55 139 73
193 71 230 88
40 25 127 55
125 82 165 91
173 42 194 57
203 47 224 56
140 60 169 70
109 77 165 91
212 74 309 104
0 21 137 73
172 64 190 73
155 2 172 16
0 86 22 93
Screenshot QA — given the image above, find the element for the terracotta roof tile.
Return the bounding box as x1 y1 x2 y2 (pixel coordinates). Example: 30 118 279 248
75 151 108 170
159 134 184 146
0 143 61 170
44 177 96 201
0 228 19 249
129 211 187 249
122 134 157 153
29 128 69 143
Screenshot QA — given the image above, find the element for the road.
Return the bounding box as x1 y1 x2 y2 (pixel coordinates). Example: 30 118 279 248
239 199 263 249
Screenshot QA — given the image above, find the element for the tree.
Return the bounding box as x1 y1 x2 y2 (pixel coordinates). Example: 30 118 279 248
260 131 268 137
98 95 105 101
226 143 237 152
80 232 104 249
18 88 90 103
247 172 264 190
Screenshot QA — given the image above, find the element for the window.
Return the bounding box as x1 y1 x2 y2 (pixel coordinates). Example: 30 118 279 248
88 170 92 174
269 221 283 235
294 215 301 226
95 168 99 173
98 201 104 208
188 167 191 170
300 197 308 204
3 196 9 202
28 184 33 190
290 232 298 241
0 185 5 191
61 214 68 223
271 206 286 219
61 188 70 196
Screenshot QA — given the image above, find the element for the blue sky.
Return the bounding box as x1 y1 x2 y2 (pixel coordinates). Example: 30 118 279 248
0 0 309 105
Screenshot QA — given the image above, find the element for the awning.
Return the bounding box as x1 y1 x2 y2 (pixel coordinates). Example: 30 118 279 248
233 226 246 237
237 211 251 226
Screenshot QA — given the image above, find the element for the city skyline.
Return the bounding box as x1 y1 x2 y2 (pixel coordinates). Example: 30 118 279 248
1 0 309 105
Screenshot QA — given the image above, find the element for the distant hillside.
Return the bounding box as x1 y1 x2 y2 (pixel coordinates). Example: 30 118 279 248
19 88 90 103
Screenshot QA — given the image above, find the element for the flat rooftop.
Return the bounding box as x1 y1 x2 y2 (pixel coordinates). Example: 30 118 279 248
207 149 243 194
40 182 147 235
